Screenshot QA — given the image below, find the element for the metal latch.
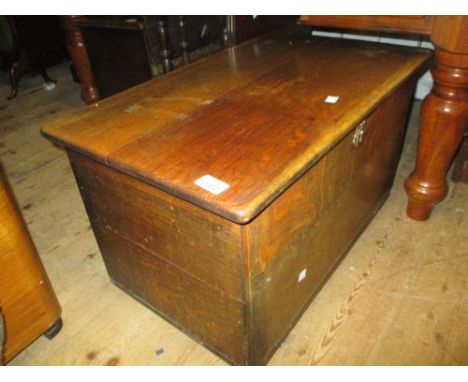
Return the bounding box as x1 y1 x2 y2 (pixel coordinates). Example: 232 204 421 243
352 120 366 147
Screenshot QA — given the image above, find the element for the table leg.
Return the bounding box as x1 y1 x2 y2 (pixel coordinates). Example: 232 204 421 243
178 16 191 66
158 17 173 73
59 16 100 104
405 49 468 220
6 54 28 100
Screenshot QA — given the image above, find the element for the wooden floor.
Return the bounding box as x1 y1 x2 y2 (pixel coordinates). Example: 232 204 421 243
1 63 467 366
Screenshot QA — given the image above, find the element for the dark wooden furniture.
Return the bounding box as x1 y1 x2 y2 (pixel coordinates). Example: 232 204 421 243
0 163 62 364
43 33 429 365
299 16 468 220
223 15 298 47
3 16 67 100
60 16 100 103
62 16 224 99
59 16 298 101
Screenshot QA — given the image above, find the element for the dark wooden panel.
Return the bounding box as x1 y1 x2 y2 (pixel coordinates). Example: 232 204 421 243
299 16 434 35
10 16 67 68
69 152 245 300
231 16 299 45
81 26 152 99
92 226 247 365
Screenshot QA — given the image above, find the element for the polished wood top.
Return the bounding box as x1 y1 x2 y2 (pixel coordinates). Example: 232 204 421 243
299 16 434 35
43 33 430 223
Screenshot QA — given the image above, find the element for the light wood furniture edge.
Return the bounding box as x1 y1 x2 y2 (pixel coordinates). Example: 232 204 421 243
0 164 62 364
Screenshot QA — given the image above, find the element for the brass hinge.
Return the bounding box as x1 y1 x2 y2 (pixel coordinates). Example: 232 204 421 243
352 120 367 147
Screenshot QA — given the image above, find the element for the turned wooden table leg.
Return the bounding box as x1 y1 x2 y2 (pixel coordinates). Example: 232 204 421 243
158 17 173 73
6 50 29 100
405 49 468 220
59 15 99 104
6 16 29 100
178 16 191 66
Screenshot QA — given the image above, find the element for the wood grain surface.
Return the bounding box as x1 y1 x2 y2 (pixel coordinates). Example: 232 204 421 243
63 76 416 364
43 33 428 363
299 16 434 35
42 33 430 223
244 79 416 364
0 162 61 364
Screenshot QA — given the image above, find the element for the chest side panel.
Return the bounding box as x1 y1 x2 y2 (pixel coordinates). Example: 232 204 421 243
244 78 416 364
69 151 244 300
68 152 248 364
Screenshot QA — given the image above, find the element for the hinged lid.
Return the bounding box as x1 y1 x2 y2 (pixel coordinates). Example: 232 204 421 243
42 33 430 223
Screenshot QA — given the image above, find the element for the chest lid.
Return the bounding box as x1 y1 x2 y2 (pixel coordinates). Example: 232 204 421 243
42 33 430 224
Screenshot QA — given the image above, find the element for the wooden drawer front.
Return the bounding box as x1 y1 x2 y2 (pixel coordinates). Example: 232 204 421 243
93 227 247 365
69 152 245 301
299 16 434 35
246 79 415 364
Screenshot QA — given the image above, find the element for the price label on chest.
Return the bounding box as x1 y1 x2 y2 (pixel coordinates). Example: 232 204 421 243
194 175 230 195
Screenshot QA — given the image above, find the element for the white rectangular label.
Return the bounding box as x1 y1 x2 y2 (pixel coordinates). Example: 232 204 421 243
194 175 230 195
298 268 307 282
325 95 339 104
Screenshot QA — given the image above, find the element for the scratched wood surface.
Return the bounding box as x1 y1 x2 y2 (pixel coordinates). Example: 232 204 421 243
1 62 467 366
42 34 429 223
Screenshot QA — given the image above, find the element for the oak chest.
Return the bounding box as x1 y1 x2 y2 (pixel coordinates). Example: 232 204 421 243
42 33 430 365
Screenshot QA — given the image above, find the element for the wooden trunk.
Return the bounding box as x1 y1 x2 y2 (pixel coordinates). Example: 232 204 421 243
0 164 62 364
42 33 430 365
